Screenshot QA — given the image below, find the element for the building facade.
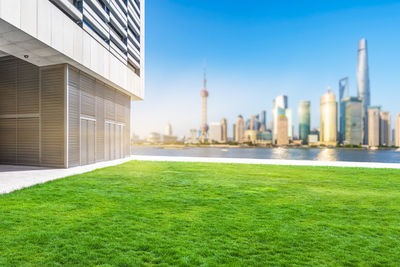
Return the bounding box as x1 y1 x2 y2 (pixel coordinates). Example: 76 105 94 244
395 114 400 147
367 107 380 147
221 118 227 143
357 38 371 145
338 77 349 143
209 122 222 143
277 115 288 145
272 95 288 142
342 97 362 145
0 0 145 167
235 115 245 143
298 101 310 144
380 111 391 147
320 89 337 146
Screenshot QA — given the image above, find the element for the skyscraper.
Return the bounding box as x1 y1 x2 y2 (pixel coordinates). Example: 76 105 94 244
342 97 362 145
357 38 371 145
200 71 209 142
320 88 337 146
209 122 222 143
235 115 245 143
260 110 267 130
221 118 227 143
380 111 391 146
233 123 236 142
339 77 349 143
285 108 293 140
298 101 311 144
277 115 289 146
368 107 380 147
272 95 288 142
165 123 173 136
395 114 400 147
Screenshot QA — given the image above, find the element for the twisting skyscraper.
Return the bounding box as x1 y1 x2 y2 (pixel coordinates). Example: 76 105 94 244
200 71 209 142
357 38 371 145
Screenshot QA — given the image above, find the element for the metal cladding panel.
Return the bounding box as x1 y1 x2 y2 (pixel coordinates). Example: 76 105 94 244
17 60 40 114
80 73 96 117
105 122 110 161
115 124 121 158
81 119 88 165
124 100 131 157
88 120 96 164
115 90 125 122
17 118 40 165
0 118 16 164
68 67 81 167
0 59 17 116
105 85 116 121
40 66 66 167
95 82 105 162
110 123 115 160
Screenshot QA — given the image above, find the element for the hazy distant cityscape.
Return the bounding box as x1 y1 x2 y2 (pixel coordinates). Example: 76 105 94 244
136 38 400 149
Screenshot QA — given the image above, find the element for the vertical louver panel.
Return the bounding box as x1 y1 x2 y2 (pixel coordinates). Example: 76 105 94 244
0 58 17 116
95 82 105 162
81 119 88 165
40 66 65 167
124 98 131 156
17 60 39 114
105 85 115 120
105 122 110 161
68 67 81 167
17 118 40 165
88 120 96 164
0 118 16 164
110 123 115 160
80 73 96 116
115 90 125 122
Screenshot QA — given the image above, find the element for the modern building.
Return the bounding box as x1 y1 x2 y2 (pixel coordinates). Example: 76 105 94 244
298 101 311 144
260 110 266 130
367 107 380 147
244 130 258 144
209 122 222 143
320 88 337 146
357 38 371 145
395 114 400 147
308 134 319 145
277 115 288 146
342 97 362 145
338 77 349 143
235 115 245 143
232 123 236 142
285 108 293 140
200 71 209 142
0 0 145 167
272 95 288 142
221 118 227 143
147 132 161 144
380 111 391 146
165 123 172 136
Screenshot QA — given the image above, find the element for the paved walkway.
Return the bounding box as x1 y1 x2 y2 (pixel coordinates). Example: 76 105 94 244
1 155 400 194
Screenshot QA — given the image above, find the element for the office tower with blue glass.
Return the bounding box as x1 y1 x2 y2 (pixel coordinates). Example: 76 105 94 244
298 101 311 144
338 77 349 143
342 97 362 145
0 0 145 167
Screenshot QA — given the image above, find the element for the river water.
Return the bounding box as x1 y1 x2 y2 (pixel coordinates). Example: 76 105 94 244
131 146 400 163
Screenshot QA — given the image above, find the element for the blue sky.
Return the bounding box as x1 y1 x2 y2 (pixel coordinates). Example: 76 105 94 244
133 0 400 138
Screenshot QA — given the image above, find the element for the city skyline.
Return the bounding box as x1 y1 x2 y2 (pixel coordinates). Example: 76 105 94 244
133 0 400 138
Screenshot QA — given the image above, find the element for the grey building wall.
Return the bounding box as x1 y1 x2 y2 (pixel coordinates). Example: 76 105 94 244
0 56 130 167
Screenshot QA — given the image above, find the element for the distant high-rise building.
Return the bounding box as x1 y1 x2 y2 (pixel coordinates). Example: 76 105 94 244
357 38 371 145
342 97 362 145
339 77 350 143
277 115 289 145
380 111 391 146
165 123 173 136
298 101 311 144
320 88 337 145
395 114 400 147
221 118 227 143
200 71 209 142
235 115 245 142
272 95 288 142
261 110 267 130
209 122 222 143
368 107 380 147
233 123 236 142
285 108 293 140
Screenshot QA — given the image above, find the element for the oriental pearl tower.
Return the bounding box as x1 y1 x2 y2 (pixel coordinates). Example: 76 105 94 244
200 70 209 143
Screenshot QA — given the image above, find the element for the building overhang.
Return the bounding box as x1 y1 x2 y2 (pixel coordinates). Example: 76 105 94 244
0 0 144 100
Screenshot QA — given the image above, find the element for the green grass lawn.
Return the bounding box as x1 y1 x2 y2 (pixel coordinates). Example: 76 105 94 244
1 161 400 266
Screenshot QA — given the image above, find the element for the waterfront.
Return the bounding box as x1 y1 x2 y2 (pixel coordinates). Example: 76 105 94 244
132 146 400 163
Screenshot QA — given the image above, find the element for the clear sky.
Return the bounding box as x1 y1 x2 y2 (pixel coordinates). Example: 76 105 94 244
133 0 400 138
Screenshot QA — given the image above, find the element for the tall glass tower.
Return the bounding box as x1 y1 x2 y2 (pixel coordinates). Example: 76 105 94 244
357 38 371 145
298 101 311 144
339 77 349 144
